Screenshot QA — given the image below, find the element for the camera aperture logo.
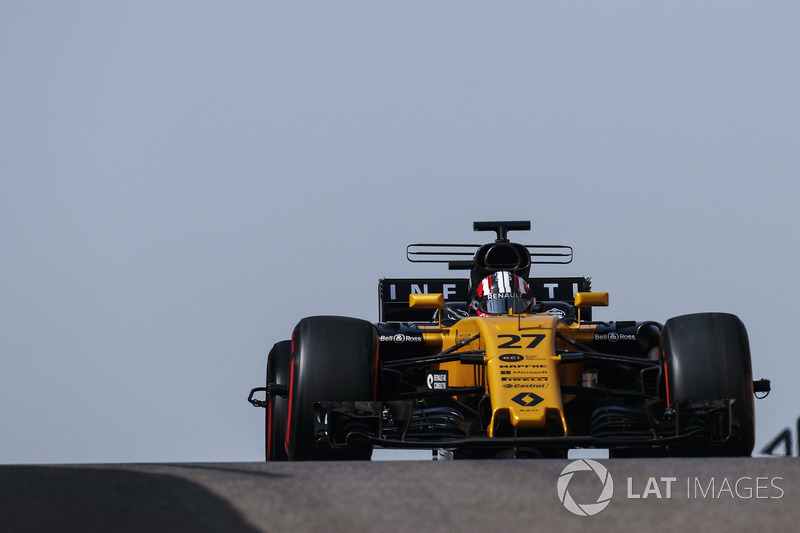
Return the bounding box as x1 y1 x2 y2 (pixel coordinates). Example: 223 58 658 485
557 459 614 516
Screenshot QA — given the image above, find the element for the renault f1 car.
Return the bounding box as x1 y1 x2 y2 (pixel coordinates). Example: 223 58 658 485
248 221 771 460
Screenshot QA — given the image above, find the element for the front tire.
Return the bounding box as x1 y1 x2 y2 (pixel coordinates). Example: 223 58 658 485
661 312 755 456
286 316 378 460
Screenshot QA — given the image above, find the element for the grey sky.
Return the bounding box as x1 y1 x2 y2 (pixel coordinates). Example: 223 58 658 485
1 2 798 463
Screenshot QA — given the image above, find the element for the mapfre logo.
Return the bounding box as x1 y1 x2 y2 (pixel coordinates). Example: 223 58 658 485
557 459 614 516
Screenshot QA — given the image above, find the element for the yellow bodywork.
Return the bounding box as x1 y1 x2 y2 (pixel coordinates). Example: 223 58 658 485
416 293 608 439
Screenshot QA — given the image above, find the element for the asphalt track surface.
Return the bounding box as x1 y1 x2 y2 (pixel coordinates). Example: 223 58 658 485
1 458 798 532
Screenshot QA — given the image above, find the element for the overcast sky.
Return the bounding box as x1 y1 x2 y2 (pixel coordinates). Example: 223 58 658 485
1 2 798 463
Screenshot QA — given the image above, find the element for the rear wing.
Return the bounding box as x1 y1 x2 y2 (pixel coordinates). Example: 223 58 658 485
406 243 573 271
379 276 592 322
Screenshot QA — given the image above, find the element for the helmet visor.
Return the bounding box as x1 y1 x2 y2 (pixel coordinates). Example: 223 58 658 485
482 296 533 315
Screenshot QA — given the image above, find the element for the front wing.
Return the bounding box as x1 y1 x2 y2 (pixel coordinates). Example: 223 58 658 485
314 399 741 455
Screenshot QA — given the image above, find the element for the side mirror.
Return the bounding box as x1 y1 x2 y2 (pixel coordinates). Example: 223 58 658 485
574 292 609 324
574 292 609 308
409 293 445 309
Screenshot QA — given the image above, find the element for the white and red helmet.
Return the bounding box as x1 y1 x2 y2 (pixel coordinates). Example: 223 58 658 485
470 271 534 315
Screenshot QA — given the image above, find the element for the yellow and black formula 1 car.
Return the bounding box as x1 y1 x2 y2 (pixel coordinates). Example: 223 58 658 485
248 221 771 460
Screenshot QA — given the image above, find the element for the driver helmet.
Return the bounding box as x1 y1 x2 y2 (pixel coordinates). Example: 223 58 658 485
470 271 534 315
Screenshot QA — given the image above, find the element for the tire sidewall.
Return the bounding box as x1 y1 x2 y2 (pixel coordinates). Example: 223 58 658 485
266 340 292 461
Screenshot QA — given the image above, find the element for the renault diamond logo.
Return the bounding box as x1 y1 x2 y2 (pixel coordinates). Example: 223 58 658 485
511 392 544 407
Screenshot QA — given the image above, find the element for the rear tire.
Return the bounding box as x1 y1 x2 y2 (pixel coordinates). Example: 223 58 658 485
661 312 755 456
287 316 378 460
265 340 292 461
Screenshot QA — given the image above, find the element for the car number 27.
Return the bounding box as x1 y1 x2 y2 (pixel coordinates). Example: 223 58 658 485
497 334 546 349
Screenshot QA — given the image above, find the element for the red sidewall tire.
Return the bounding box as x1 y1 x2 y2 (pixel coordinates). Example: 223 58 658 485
266 340 291 461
